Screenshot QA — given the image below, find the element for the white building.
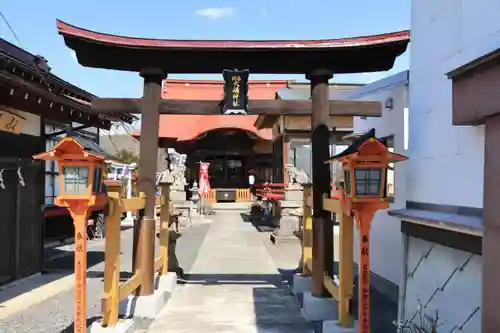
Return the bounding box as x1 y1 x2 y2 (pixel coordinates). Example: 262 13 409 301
347 1 500 331
345 71 409 332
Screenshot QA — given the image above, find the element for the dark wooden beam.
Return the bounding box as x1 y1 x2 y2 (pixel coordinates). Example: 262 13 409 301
92 98 382 117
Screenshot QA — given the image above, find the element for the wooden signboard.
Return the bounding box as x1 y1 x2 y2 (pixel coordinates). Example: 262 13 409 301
0 109 27 135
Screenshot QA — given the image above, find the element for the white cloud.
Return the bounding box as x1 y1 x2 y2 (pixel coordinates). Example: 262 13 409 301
194 7 235 20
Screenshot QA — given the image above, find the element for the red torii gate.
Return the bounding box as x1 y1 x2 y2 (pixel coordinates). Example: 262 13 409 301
56 19 409 300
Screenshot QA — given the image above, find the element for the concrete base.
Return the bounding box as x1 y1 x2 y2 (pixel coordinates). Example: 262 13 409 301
301 292 339 322
274 216 299 236
270 233 298 244
156 272 177 294
119 288 170 319
323 320 358 333
170 190 187 202
121 217 134 227
292 274 312 296
89 319 135 333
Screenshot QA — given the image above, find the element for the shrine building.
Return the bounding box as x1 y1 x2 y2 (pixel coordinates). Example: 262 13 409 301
134 79 362 202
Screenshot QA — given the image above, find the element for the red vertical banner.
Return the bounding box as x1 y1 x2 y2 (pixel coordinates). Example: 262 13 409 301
198 162 211 197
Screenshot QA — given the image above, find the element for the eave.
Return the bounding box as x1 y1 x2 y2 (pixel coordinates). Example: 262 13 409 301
56 20 410 74
0 39 137 129
446 48 500 126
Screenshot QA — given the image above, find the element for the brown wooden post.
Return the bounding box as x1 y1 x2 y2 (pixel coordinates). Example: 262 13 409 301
302 184 313 275
135 68 166 296
483 115 500 333
102 180 123 327
338 211 354 327
307 69 333 297
283 134 290 187
159 182 170 275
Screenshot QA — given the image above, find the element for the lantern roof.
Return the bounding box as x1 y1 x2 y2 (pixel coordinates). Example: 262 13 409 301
33 137 105 161
327 128 407 163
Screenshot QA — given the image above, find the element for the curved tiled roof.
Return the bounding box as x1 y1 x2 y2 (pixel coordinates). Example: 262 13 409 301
133 79 284 141
157 115 272 141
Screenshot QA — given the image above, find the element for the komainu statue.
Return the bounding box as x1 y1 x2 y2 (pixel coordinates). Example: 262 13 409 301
285 164 309 188
157 148 188 191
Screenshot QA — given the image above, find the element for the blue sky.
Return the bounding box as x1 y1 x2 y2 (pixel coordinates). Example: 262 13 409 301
1 0 410 98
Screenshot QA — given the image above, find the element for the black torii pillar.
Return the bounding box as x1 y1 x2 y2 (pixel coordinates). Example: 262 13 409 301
307 69 334 297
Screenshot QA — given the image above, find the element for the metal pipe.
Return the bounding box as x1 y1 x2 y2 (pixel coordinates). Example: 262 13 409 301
396 233 409 332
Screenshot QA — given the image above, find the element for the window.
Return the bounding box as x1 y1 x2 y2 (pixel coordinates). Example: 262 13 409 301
354 168 382 196
380 136 395 200
62 166 89 195
344 169 351 194
44 124 65 205
93 167 102 193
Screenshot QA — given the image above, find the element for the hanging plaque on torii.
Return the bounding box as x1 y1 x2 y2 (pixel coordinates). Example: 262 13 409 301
222 69 249 115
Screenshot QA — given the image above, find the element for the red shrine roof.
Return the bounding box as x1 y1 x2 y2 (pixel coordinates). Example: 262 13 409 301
56 20 410 74
134 79 288 141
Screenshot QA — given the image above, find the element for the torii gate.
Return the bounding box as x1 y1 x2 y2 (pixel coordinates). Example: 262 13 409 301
56 19 410 297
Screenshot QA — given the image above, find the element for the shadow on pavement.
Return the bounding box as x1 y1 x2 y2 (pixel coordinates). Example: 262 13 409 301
275 265 397 332
353 273 398 333
44 250 105 272
60 316 100 333
252 286 314 332
240 212 277 233
181 273 283 287
87 270 134 282
177 272 313 332
0 251 105 305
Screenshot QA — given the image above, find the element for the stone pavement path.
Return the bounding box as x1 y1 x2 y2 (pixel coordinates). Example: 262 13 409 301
0 223 210 333
146 211 313 333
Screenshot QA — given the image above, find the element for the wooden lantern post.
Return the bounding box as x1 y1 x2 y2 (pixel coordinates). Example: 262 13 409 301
33 137 107 333
327 129 408 333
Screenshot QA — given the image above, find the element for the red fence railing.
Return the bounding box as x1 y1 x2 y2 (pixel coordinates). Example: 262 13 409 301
252 183 285 201
252 183 341 201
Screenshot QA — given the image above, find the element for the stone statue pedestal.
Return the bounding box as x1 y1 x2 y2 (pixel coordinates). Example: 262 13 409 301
170 189 186 203
270 200 302 244
285 187 303 202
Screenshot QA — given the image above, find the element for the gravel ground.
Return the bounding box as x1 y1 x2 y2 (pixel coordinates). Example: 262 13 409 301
0 223 210 333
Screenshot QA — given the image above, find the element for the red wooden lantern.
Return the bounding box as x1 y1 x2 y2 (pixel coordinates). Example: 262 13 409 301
33 137 107 333
328 128 408 333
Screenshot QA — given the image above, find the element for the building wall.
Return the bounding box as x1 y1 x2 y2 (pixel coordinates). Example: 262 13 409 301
408 0 500 208
162 79 289 100
349 72 409 288
18 110 41 136
402 236 481 333
394 1 498 330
